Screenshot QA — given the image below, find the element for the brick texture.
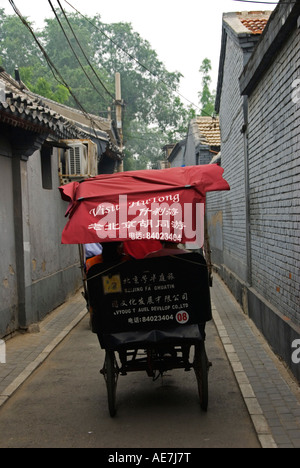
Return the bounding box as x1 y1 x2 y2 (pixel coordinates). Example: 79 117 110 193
207 22 300 326
207 38 248 281
247 28 300 323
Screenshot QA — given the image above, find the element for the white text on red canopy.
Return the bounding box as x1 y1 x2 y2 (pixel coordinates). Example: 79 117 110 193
87 193 204 245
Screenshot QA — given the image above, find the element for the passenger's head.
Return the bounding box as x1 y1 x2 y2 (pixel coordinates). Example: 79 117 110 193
102 242 123 262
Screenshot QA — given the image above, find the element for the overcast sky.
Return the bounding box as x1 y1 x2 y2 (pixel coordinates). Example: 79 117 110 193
0 0 278 111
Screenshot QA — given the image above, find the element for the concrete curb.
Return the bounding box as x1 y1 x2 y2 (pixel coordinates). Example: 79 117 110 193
212 301 278 449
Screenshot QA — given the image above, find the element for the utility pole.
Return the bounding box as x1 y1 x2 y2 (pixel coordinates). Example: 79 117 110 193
115 73 124 172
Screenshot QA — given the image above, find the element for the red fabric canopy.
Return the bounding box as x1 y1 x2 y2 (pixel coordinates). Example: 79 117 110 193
59 165 230 250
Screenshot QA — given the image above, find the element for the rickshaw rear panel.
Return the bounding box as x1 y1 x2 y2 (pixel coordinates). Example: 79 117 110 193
87 251 212 415
87 252 212 350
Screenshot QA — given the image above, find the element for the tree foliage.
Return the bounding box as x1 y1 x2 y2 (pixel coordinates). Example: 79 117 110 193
0 8 197 168
0 9 40 71
198 58 216 117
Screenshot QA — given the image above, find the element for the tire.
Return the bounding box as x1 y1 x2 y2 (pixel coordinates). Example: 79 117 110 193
193 341 209 411
104 350 119 417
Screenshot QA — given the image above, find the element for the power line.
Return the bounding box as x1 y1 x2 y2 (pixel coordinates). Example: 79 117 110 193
62 0 163 77
9 0 216 143
10 0 213 117
8 0 110 140
55 0 115 100
61 0 210 116
232 0 292 4
48 0 108 102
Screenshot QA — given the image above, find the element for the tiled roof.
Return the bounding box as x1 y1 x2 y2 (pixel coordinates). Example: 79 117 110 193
0 69 82 139
223 11 271 36
195 116 221 147
32 95 124 158
0 69 123 159
239 15 269 34
216 11 272 113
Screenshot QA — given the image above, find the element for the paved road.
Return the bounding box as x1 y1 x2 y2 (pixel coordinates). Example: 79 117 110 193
0 314 260 448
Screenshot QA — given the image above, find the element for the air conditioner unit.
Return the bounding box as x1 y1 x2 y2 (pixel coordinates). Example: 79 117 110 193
59 139 98 185
67 143 88 176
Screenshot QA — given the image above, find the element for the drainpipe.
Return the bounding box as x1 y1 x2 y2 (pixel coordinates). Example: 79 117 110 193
242 95 252 287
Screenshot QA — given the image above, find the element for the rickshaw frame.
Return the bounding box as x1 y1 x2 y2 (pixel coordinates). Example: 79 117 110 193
85 248 212 417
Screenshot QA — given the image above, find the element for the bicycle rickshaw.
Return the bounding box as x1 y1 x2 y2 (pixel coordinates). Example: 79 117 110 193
59 165 230 417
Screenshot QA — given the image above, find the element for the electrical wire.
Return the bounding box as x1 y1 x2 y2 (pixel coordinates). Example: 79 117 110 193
8 0 285 122
8 0 110 141
10 0 215 118
61 0 211 116
7 0 200 154
10 0 219 147
232 0 278 3
62 0 166 77
48 0 108 102
232 0 295 4
55 0 115 100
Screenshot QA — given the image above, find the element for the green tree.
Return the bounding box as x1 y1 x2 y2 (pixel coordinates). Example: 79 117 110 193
0 9 41 73
0 9 70 104
0 8 195 168
17 67 70 103
198 58 216 117
41 12 114 113
41 12 195 166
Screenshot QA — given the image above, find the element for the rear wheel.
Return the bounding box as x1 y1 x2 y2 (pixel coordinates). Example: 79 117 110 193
103 350 119 417
193 341 209 411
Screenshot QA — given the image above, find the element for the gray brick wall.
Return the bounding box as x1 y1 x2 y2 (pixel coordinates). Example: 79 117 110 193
207 22 300 327
248 28 300 324
207 7 300 381
207 37 248 281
